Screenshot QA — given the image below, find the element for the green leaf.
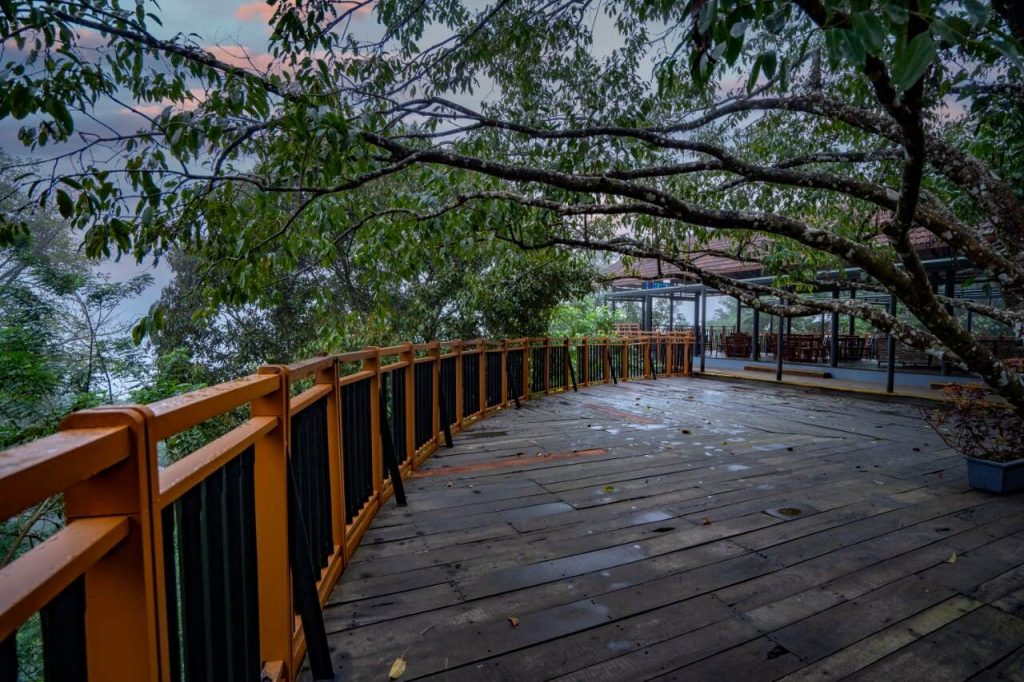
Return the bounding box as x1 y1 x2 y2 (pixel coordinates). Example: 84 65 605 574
729 20 748 38
879 1 908 24
761 51 777 79
55 189 73 218
837 29 866 66
698 0 717 35
851 12 886 54
892 32 937 91
745 54 762 93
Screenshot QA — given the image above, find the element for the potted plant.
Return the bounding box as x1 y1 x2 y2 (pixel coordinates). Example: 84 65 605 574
927 360 1024 494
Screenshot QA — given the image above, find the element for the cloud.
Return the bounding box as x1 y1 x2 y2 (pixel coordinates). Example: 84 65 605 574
236 2 275 23
235 0 374 27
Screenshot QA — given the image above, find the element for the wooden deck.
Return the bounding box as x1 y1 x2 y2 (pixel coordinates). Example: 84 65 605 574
321 378 1024 681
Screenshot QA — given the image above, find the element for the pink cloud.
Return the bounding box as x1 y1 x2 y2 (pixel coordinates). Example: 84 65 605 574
236 2 275 23
235 0 374 27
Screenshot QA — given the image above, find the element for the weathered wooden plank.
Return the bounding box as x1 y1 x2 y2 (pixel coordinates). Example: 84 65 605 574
777 595 985 681
318 378 1024 681
843 606 1024 681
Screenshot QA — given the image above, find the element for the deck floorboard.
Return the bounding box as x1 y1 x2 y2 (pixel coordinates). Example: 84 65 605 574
318 378 1024 681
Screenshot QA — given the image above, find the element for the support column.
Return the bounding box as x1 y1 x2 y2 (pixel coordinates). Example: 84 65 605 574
776 305 785 381
830 287 840 368
735 298 742 333
693 293 701 354
751 307 760 361
886 295 897 393
643 295 654 331
699 288 707 372
849 288 856 335
669 296 675 330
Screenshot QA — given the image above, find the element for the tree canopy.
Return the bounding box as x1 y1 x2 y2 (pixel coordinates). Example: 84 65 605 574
1 0 1023 409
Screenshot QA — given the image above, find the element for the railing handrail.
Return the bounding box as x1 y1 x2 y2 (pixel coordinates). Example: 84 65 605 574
0 333 693 682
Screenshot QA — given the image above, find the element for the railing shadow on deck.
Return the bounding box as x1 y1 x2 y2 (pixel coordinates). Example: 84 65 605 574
0 334 692 682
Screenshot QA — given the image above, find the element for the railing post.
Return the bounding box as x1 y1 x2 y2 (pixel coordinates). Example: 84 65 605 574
401 344 415 467
252 364 294 677
316 358 346 556
543 338 551 394
522 340 531 402
360 349 383 506
581 337 589 386
603 337 611 383
478 341 486 415
668 336 675 377
454 340 464 425
430 341 441 444
499 339 509 407
644 339 652 378
563 337 571 389
621 339 628 382
59 407 162 682
688 331 696 374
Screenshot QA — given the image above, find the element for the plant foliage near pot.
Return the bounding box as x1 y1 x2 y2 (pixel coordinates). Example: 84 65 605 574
927 362 1024 494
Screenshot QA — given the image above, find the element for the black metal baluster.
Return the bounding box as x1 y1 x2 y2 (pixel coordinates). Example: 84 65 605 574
0 633 16 682
223 457 246 682
287 462 335 681
179 488 207 681
203 472 228 682
40 576 87 682
238 449 260 682
379 388 408 506
162 504 183 682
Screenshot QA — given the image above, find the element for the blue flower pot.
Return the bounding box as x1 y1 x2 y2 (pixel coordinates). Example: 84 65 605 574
965 456 1024 494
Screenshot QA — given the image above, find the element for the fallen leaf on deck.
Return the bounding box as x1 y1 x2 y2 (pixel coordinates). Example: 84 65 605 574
681 429 691 434
701 517 712 526
508 616 520 627
389 656 407 680
946 552 957 564
602 485 615 493
446 481 453 488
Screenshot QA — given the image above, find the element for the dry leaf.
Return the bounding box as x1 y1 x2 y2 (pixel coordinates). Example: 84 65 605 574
389 656 407 680
602 485 615 493
946 552 957 564
701 517 712 526
681 429 691 434
446 481 453 488
508 616 520 627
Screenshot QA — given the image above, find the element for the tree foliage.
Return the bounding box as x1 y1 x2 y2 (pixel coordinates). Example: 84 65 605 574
1 0 1023 410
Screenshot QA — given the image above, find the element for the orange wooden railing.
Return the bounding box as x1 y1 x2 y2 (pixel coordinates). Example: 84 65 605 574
0 334 692 682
